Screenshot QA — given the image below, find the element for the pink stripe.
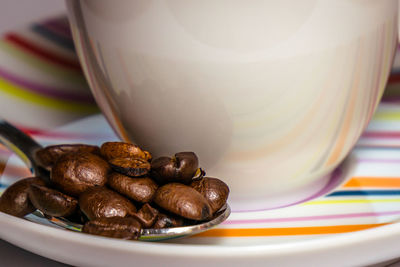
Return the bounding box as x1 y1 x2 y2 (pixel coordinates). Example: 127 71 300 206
225 210 400 225
356 158 400 164
0 66 94 103
362 131 400 139
0 148 12 156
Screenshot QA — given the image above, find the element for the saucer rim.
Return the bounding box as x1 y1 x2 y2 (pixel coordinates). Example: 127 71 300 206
0 206 399 266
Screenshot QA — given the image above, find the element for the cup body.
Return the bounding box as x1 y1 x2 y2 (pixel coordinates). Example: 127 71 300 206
66 0 398 210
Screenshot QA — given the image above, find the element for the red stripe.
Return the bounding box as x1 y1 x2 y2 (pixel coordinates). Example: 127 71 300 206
3 33 81 71
388 73 400 84
17 125 90 139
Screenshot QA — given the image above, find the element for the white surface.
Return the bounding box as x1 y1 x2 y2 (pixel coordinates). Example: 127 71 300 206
0 1 69 266
1 210 400 267
67 0 398 209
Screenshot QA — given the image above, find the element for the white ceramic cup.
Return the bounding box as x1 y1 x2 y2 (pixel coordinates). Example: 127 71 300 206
66 0 398 211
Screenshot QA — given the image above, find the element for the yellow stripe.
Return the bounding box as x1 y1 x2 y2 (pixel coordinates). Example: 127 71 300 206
0 76 98 113
305 199 400 205
373 111 400 121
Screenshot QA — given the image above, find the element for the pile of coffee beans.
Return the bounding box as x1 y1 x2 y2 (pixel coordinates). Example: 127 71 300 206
0 142 229 240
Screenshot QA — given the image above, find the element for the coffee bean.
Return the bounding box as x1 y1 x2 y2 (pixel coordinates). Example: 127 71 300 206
191 177 229 214
100 142 152 161
35 144 100 171
152 213 184 229
151 152 199 184
131 203 159 228
0 177 45 217
51 152 110 196
82 216 142 240
28 184 78 217
108 172 157 203
109 157 150 177
3 140 231 239
79 187 136 220
154 183 211 221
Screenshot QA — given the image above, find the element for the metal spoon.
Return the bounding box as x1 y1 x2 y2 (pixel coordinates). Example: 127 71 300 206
0 119 230 241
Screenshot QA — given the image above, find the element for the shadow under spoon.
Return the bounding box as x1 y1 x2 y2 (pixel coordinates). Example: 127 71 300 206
0 119 230 241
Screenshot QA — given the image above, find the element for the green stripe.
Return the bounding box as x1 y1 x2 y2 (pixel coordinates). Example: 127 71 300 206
383 88 400 97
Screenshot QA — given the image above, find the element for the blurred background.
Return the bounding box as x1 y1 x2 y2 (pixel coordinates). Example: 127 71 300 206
0 1 71 266
0 0 65 34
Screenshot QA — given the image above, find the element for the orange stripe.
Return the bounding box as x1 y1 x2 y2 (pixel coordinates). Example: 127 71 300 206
343 177 400 188
194 223 388 237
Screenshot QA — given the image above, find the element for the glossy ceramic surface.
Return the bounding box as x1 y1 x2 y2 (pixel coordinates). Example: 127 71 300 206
66 0 399 210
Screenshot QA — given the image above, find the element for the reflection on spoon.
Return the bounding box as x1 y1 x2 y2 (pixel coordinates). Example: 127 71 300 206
0 119 230 241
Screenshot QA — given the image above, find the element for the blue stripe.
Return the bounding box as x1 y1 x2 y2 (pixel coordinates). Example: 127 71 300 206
328 190 400 196
0 183 8 189
31 24 75 51
390 68 400 74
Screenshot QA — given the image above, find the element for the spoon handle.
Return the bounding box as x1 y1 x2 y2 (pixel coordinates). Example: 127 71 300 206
0 119 44 177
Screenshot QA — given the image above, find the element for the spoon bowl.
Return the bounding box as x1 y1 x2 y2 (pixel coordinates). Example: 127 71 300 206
0 119 230 241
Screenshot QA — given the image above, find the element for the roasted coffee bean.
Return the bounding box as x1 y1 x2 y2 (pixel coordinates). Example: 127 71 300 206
108 172 157 203
28 184 78 217
0 177 45 217
191 177 229 214
100 142 152 161
2 136 231 236
153 183 211 221
109 157 150 177
151 152 199 184
51 152 110 196
79 187 136 220
82 216 142 240
35 144 100 171
131 203 159 228
152 213 184 229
